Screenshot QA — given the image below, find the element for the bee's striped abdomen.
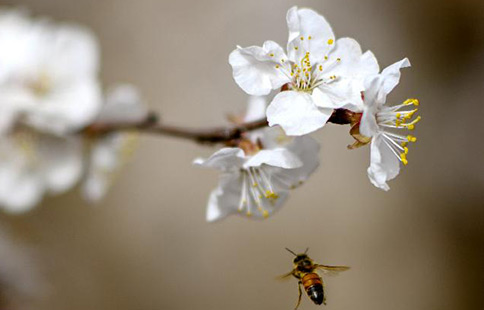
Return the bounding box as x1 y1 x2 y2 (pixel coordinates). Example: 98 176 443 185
301 273 324 305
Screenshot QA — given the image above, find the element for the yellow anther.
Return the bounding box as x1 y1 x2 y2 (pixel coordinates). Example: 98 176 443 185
308 36 312 40
407 135 417 142
319 65 323 71
401 142 408 147
407 124 415 130
247 211 252 217
300 36 304 41
396 113 401 118
269 53 274 57
281 59 285 62
404 147 409 154
275 65 280 69
404 98 420 106
294 46 299 50
337 58 341 62
400 153 408 165
252 183 258 187
324 56 328 60
328 38 334 45
237 209 242 213
263 210 269 219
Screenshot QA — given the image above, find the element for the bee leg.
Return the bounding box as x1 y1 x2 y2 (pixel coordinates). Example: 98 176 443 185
294 281 303 310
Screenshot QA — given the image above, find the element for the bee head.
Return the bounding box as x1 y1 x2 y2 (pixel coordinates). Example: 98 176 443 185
293 254 308 264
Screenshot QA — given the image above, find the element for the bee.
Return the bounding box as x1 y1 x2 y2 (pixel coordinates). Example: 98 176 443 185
281 248 350 309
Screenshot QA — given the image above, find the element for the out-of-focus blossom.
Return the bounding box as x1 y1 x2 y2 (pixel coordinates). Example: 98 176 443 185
357 58 421 190
0 8 102 135
194 96 320 221
229 6 379 136
0 128 83 213
0 227 45 309
82 85 147 202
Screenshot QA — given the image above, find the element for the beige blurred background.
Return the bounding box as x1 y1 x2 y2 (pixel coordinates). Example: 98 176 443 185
0 0 483 309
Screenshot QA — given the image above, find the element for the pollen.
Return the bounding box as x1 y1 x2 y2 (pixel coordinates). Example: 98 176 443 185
400 153 408 165
263 210 269 219
404 98 419 106
407 135 417 142
328 39 334 45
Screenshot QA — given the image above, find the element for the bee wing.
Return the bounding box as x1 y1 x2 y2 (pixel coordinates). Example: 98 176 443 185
316 264 350 276
276 270 294 281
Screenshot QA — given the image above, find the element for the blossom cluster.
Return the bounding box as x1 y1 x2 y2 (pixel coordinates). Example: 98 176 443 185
0 6 420 221
196 6 420 221
0 9 147 213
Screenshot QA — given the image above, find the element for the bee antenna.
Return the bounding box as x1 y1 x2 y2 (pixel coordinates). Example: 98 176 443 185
304 247 309 254
285 248 297 256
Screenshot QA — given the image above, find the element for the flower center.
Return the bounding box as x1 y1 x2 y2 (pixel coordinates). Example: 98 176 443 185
271 36 341 93
27 72 52 98
238 166 279 219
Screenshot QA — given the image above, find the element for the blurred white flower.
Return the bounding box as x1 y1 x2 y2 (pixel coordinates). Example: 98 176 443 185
194 96 320 221
229 6 379 136
359 58 421 190
0 128 83 213
0 227 45 309
82 85 147 202
0 8 102 135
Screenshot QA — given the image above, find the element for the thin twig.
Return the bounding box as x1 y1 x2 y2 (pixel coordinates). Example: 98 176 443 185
84 109 358 144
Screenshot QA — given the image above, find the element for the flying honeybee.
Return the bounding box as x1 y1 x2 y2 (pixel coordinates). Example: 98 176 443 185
281 248 350 309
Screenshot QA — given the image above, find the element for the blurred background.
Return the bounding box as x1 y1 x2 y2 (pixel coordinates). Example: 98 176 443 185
0 0 483 309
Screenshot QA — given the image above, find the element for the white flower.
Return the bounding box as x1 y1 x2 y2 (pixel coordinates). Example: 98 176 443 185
194 96 320 221
82 85 147 202
229 6 379 136
0 128 83 213
359 58 421 191
0 9 102 135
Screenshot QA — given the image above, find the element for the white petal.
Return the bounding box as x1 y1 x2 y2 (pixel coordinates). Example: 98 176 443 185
359 105 379 137
82 133 131 202
39 135 83 194
379 58 411 102
0 166 43 214
42 24 100 80
96 84 148 124
315 79 362 110
244 149 302 169
24 79 102 134
193 148 245 171
244 95 268 122
320 38 379 110
367 134 400 190
267 91 330 136
229 41 290 96
286 6 334 64
206 172 241 222
284 135 320 183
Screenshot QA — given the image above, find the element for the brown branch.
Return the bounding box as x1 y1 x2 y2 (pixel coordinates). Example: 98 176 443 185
84 109 358 144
